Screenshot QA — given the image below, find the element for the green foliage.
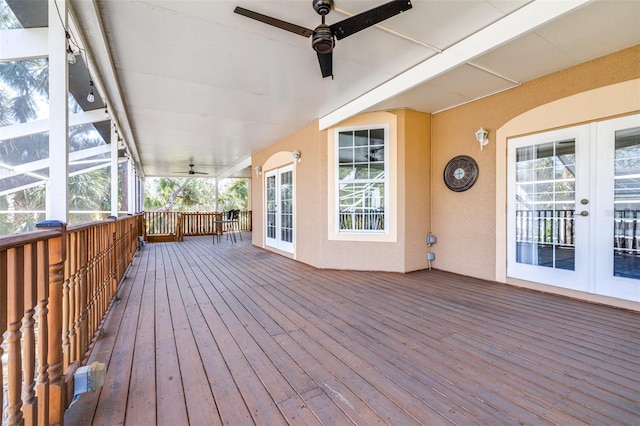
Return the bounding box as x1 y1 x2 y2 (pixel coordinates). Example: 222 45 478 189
0 1 20 30
0 59 48 125
0 184 46 234
144 177 248 212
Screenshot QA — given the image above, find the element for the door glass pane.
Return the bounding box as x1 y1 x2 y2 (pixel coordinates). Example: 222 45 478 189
280 170 293 243
613 126 640 279
266 175 276 239
515 140 576 270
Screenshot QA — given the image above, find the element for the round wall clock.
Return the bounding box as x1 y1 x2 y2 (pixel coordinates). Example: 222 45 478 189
443 155 478 192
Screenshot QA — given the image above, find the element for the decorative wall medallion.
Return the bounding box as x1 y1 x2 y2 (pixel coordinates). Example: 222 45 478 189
443 155 478 192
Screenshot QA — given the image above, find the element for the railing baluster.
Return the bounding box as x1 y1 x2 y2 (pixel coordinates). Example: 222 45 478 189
78 229 89 361
36 239 50 426
0 215 143 424
42 222 66 425
7 247 25 426
22 243 38 425
62 231 72 373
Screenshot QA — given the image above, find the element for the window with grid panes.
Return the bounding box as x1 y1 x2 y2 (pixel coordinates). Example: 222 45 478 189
336 127 387 233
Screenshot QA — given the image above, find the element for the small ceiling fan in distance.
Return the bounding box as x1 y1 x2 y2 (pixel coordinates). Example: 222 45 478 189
234 0 413 78
173 164 208 175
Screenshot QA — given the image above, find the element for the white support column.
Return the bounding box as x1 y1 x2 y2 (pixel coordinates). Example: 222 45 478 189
139 177 145 212
127 158 135 214
110 127 119 217
47 0 69 222
110 124 118 217
215 179 220 212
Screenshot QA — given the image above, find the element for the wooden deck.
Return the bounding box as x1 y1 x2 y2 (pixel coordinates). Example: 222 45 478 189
65 235 640 425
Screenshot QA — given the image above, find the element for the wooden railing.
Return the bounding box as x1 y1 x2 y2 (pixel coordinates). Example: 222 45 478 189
0 214 143 425
144 211 252 240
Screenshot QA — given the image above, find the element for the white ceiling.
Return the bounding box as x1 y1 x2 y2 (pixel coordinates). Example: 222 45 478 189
70 0 640 178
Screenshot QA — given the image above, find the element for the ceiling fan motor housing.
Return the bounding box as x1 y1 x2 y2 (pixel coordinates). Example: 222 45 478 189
312 24 334 53
312 0 334 16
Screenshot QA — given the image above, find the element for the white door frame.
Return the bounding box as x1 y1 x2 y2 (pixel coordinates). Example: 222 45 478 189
507 114 640 302
265 165 294 253
507 125 591 292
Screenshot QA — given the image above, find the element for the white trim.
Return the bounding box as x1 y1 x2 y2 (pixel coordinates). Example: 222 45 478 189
0 109 108 141
68 0 143 176
216 156 251 180
0 28 48 61
507 125 591 291
47 0 69 222
333 124 389 236
319 0 590 130
110 125 118 216
594 114 640 302
264 165 295 254
0 144 110 180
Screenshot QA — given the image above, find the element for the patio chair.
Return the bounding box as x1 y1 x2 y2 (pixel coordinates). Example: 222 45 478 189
224 209 242 243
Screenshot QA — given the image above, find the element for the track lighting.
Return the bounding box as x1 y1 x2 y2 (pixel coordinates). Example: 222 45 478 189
87 80 95 102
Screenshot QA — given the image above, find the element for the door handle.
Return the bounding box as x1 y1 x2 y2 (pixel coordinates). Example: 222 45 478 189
579 211 589 217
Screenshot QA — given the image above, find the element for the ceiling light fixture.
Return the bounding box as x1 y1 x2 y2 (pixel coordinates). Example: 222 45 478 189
87 80 95 102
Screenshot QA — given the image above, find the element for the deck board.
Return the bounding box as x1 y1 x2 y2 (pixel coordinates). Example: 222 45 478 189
66 235 640 425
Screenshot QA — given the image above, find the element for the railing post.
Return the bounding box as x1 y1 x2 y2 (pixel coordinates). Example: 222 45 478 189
108 216 118 295
36 220 67 426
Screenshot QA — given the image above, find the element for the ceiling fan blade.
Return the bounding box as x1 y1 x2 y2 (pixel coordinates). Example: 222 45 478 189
330 0 412 41
234 6 313 38
317 52 333 78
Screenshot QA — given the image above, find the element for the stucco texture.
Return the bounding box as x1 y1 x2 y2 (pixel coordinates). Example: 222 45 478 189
430 45 640 282
252 45 639 281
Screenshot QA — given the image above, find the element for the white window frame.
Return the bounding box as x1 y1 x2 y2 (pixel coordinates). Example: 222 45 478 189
334 124 388 234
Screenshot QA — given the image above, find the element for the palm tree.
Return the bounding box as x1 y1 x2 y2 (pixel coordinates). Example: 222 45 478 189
0 59 48 124
0 1 20 30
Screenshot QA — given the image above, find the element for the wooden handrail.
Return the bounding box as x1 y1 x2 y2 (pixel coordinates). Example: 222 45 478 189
144 211 252 239
0 214 144 425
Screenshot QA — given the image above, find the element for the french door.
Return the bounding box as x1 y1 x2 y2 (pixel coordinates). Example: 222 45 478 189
508 114 640 302
265 165 294 253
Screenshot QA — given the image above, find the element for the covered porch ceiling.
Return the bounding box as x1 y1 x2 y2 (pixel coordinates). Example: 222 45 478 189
69 0 640 179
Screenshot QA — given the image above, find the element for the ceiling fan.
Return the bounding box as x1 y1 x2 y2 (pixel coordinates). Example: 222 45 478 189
173 164 208 175
234 0 413 78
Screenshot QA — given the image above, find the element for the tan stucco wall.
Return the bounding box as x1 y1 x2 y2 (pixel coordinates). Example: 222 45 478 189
430 45 640 282
251 122 326 261
397 110 431 272
252 45 639 288
252 110 431 272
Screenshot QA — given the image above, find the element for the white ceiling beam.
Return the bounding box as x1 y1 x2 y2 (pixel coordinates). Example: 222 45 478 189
0 28 48 61
319 0 592 130
68 1 144 177
216 157 252 180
